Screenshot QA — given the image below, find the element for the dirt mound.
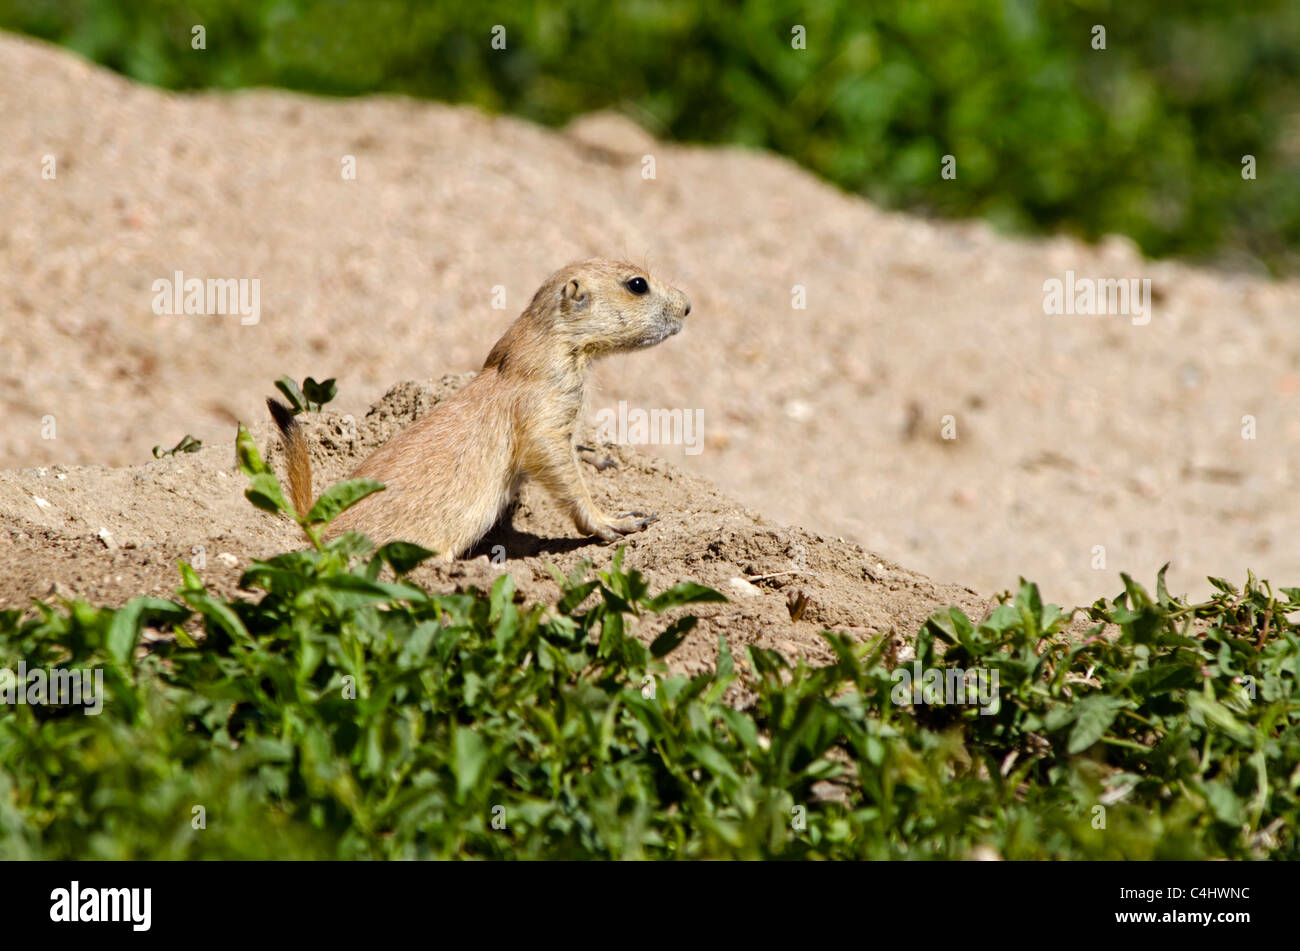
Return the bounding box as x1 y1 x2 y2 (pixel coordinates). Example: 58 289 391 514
3 33 1299 605
0 376 992 674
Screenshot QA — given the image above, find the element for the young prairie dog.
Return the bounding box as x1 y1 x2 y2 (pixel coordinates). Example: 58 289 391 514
269 258 690 559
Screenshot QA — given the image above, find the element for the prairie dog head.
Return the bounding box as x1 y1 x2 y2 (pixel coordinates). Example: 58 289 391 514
483 258 690 375
549 258 690 356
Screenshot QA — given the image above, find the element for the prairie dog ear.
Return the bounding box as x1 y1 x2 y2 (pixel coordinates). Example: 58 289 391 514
562 278 587 304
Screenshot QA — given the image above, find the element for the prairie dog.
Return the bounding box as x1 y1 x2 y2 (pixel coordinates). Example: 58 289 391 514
269 258 691 558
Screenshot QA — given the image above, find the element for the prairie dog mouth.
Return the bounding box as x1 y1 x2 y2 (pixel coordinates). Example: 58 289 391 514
629 320 681 349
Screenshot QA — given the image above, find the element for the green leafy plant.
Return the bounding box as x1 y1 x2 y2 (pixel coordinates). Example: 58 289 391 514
3 1 1296 271
235 421 380 552
151 433 201 457
1 431 1296 858
274 375 338 415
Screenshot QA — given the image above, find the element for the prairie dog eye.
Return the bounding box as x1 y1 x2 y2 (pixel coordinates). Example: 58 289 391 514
625 276 649 295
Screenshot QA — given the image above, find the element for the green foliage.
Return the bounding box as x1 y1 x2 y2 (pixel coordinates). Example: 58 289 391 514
235 420 379 551
151 433 201 458
3 1 1298 271
275 375 337 414
3 530 1298 858
2 433 1296 858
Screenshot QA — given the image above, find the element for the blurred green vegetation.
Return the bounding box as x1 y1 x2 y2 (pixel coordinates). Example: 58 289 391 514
3 0 1298 272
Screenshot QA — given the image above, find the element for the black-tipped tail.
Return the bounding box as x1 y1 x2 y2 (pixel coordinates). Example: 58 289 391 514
265 398 312 518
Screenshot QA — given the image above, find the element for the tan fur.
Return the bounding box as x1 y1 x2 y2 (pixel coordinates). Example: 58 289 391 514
266 397 313 517
270 258 690 558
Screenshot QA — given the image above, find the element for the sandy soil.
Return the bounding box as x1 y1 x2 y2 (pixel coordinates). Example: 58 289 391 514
3 33 1299 611
0 375 996 675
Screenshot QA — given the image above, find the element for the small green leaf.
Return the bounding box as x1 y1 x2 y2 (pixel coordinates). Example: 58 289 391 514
245 472 291 517
926 607 973 645
1128 662 1198 696
452 726 488 802
978 604 1022 636
152 434 202 458
321 572 427 604
1187 690 1254 745
649 616 697 657
687 741 742 786
302 376 337 410
375 541 436 574
720 707 760 756
1199 779 1245 826
176 560 204 592
557 580 599 615
181 590 251 644
235 422 269 476
597 608 625 658
1043 703 1079 732
1067 695 1127 753
305 478 385 525
644 582 727 612
106 597 189 666
1155 562 1173 608
275 376 307 413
